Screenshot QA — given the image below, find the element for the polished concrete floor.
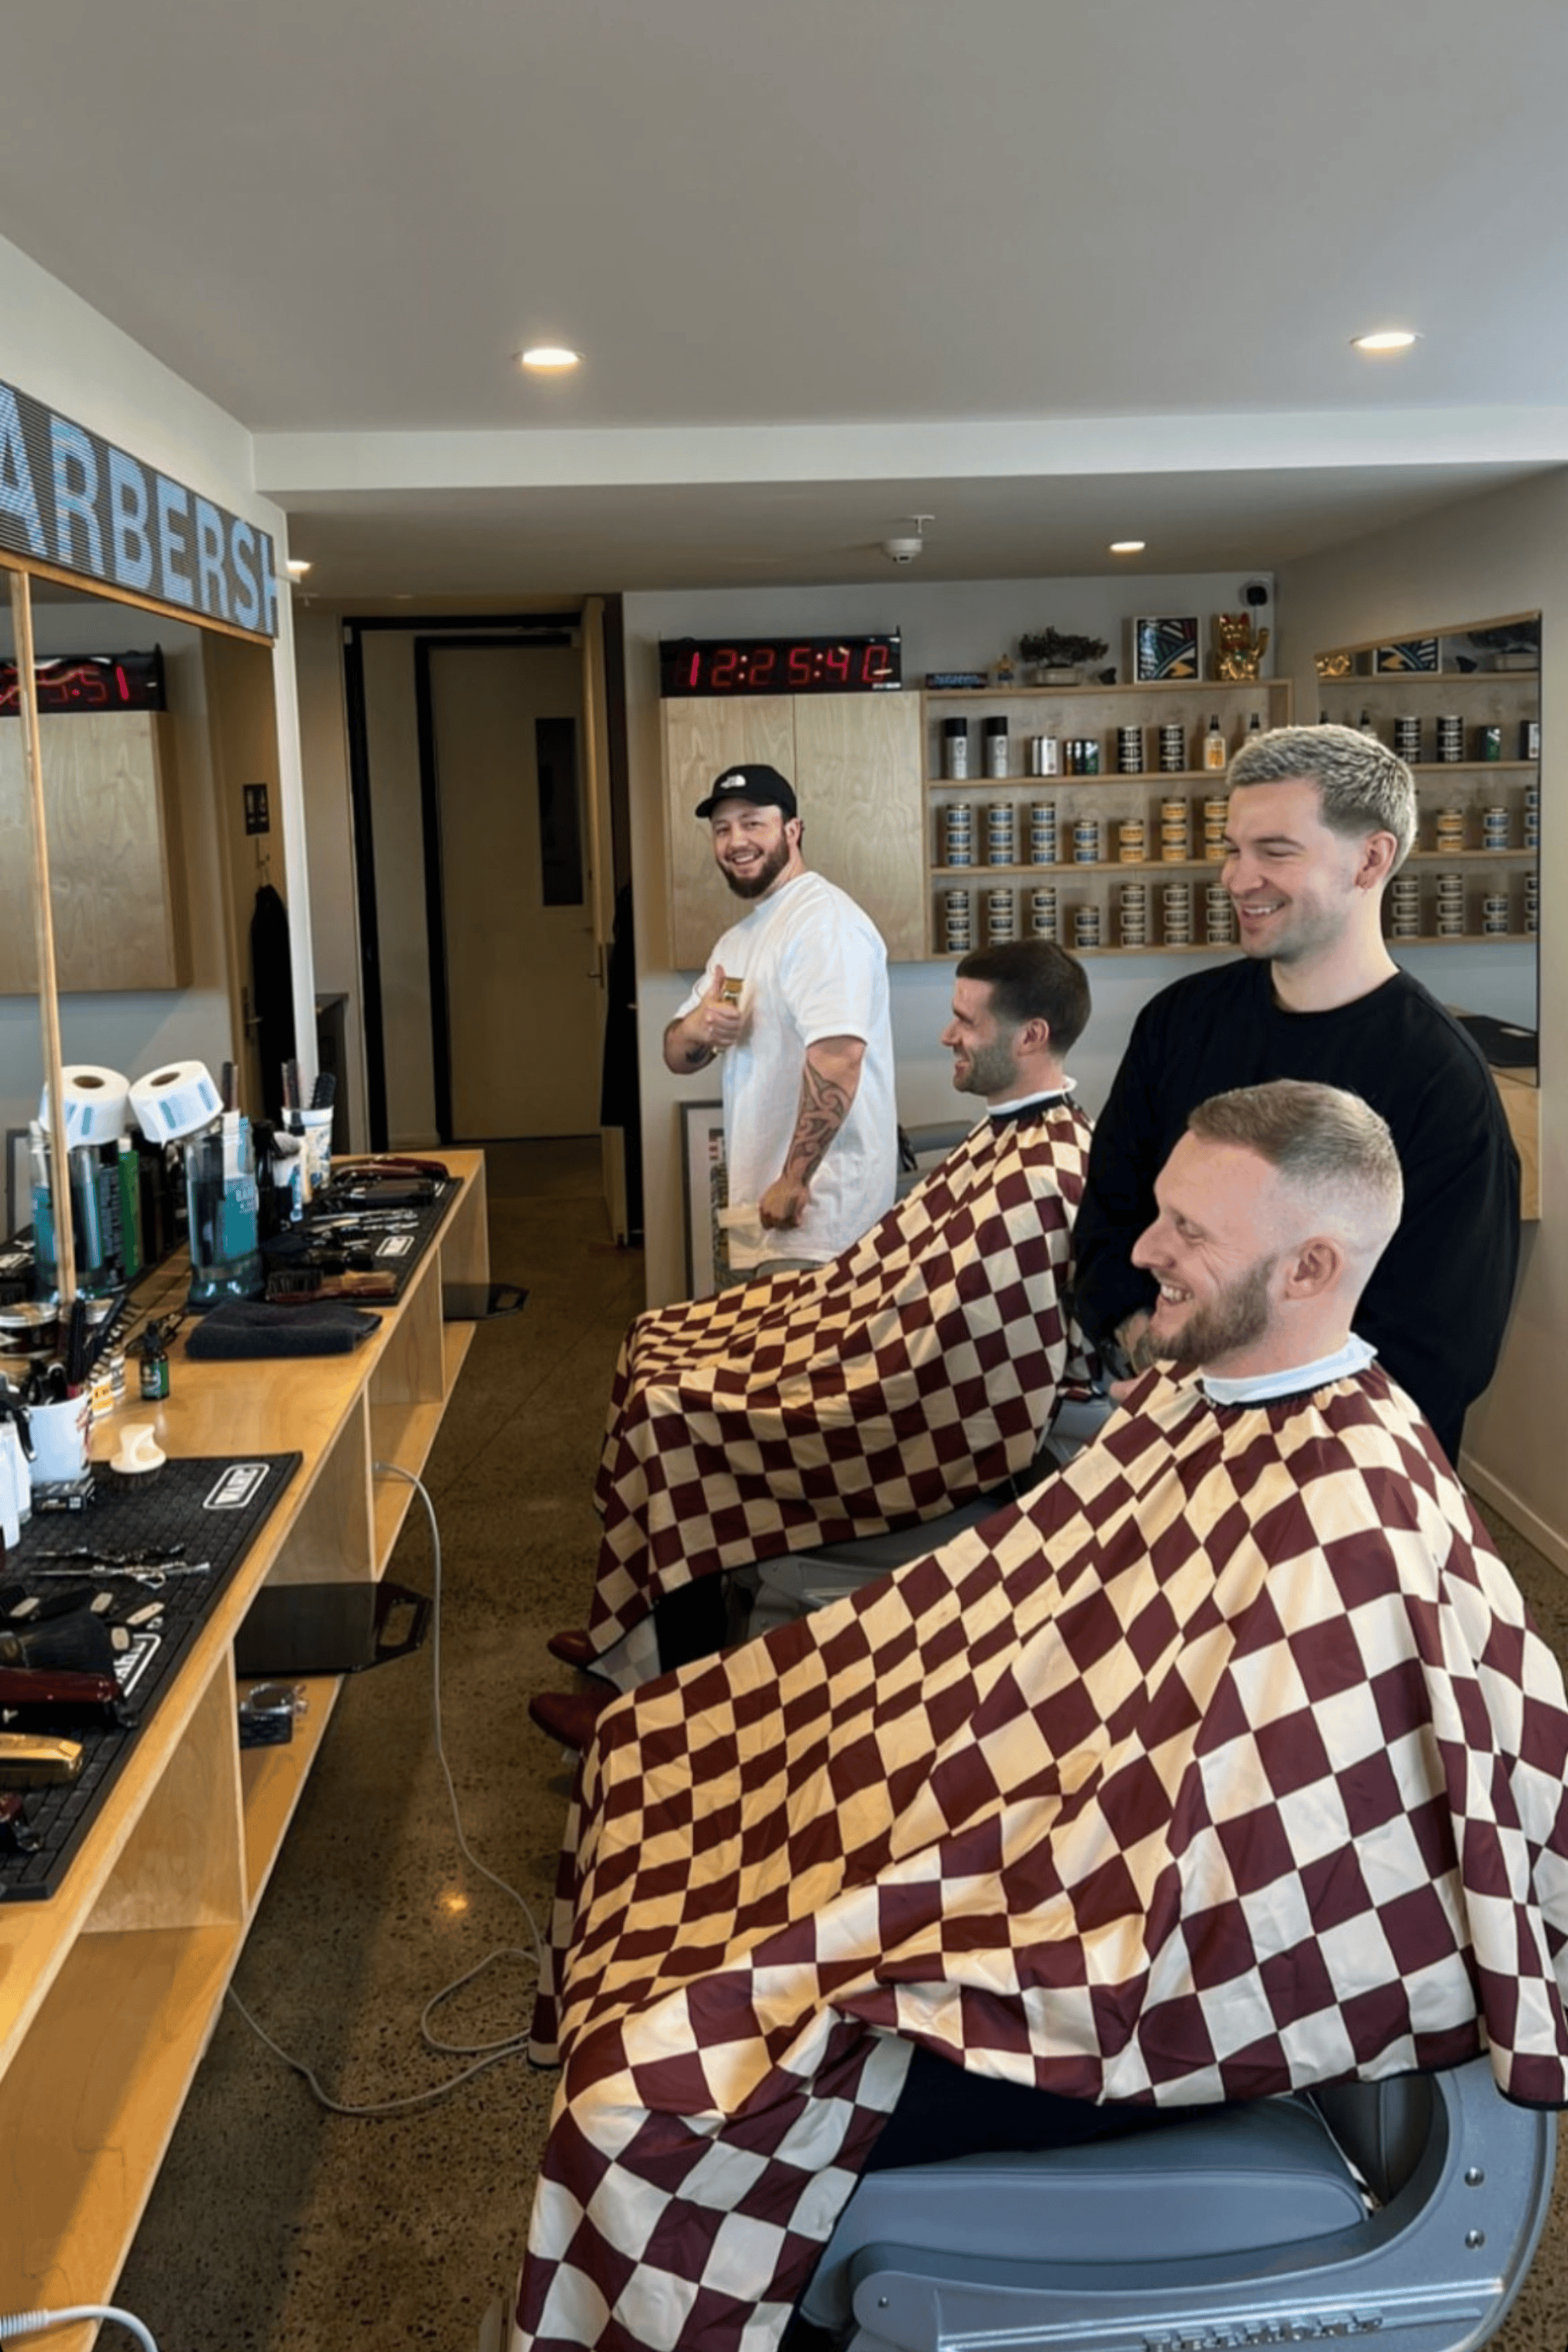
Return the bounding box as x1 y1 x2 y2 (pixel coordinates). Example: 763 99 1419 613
114 1145 1568 2350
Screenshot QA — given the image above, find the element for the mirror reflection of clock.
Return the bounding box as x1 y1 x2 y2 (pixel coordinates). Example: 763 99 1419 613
0 648 165 714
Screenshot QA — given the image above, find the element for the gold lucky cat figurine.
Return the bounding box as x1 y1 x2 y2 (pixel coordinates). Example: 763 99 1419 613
1213 612 1270 681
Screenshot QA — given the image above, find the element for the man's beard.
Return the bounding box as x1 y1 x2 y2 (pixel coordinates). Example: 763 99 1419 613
953 1036 1019 1099
721 837 792 899
1138 1255 1276 1371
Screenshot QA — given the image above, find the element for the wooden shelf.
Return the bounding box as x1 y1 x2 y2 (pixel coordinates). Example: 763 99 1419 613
1319 670 1540 685
0 1923 240 2343
928 771 1230 788
1410 760 1536 775
1407 847 1537 863
239 1675 344 1911
924 677 1290 700
935 859 1223 880
0 1151 489 2326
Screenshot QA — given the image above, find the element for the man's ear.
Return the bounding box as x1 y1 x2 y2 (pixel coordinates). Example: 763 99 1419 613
1359 829 1400 890
1282 1236 1344 1299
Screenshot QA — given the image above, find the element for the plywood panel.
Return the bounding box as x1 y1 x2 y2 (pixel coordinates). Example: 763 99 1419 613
792 695 925 960
0 713 188 993
662 699 794 969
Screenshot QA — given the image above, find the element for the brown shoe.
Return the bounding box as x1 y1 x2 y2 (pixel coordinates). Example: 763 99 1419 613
528 1686 613 1752
546 1627 598 1671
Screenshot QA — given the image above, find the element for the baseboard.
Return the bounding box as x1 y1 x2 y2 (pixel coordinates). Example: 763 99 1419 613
1461 1453 1568 1579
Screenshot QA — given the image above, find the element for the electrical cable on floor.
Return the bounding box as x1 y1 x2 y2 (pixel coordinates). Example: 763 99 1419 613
227 1461 550 2116
0 2307 158 2350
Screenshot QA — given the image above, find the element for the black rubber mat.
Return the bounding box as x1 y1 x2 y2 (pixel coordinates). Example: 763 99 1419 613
0 1451 300 1900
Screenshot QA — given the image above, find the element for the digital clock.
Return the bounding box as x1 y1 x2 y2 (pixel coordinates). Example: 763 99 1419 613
659 633 902 698
0 648 166 716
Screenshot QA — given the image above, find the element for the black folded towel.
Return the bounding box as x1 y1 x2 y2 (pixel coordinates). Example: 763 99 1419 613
185 1301 380 1358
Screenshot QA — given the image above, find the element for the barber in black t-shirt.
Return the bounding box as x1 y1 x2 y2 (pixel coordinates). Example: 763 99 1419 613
1073 724 1519 1464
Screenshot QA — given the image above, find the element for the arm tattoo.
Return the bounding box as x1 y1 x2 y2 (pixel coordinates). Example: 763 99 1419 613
783 1055 855 1185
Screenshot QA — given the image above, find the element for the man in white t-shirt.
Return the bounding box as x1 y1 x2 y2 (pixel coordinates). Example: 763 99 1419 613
664 764 896 1279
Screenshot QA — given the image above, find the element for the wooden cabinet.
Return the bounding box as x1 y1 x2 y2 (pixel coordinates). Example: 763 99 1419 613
661 693 925 964
923 678 1294 956
0 712 190 993
0 1155 488 2343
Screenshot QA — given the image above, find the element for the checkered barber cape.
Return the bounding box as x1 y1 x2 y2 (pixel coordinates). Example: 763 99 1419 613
586 1095 1094 1657
518 1365 1568 2352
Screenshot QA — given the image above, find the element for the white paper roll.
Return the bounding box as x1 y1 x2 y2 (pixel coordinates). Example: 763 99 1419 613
38 1065 132 1148
129 1059 222 1142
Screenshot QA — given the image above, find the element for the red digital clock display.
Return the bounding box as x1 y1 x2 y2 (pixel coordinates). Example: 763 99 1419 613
659 633 902 697
0 649 166 716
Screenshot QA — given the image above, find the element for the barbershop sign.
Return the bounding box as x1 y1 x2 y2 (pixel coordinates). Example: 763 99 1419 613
0 377 278 639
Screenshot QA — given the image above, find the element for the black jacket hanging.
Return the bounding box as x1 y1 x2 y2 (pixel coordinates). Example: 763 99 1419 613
250 881 297 1124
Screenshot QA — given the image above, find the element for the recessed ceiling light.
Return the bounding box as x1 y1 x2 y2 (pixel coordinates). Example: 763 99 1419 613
518 345 581 371
1352 329 1419 353
285 557 312 579
1109 540 1146 554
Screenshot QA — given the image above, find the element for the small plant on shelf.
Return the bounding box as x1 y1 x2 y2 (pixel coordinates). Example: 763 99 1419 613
1018 629 1109 684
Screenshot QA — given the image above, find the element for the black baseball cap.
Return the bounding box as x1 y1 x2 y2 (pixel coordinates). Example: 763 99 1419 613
695 764 798 822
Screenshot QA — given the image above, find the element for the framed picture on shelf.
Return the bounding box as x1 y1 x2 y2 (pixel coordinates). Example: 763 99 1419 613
1374 640 1441 674
1133 615 1200 682
680 1100 728 1298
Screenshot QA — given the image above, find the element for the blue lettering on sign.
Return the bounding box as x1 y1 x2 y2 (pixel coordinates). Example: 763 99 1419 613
230 518 259 631
154 475 194 608
2 376 278 637
194 498 230 621
0 385 45 557
50 418 105 576
258 529 279 639
107 447 154 590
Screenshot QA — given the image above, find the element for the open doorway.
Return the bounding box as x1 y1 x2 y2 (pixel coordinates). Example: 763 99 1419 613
341 608 630 1222
419 634 599 1139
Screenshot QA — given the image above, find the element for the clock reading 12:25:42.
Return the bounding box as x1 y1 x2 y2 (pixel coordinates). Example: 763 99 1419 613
659 633 902 697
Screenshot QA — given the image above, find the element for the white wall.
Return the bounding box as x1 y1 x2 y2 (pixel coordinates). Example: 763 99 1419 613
1276 468 1568 1559
624 572 1272 1303
0 232 314 1145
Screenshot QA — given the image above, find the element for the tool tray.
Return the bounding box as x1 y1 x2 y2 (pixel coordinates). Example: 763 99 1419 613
0 1453 299 1900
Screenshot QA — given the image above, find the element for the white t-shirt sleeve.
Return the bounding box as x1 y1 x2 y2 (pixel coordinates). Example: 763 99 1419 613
776 900 881 1047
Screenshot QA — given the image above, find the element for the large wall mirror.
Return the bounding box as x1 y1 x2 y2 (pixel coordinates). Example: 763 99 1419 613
2 560 285 1296
1313 612 1538 1057
1314 612 1540 1210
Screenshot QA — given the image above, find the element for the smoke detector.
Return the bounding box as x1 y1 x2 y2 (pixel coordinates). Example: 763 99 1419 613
881 514 933 565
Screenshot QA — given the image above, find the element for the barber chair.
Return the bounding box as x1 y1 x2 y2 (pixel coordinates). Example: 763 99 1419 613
895 1120 976 1200
800 2056 1555 2352
739 1385 1112 1639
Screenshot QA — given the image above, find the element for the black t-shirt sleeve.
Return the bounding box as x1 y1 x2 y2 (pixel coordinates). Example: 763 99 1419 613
1350 1029 1520 1458
1073 1000 1171 1348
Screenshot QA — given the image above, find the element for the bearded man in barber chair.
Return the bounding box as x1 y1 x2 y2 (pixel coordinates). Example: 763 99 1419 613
514 1080 1568 2352
531 939 1096 1739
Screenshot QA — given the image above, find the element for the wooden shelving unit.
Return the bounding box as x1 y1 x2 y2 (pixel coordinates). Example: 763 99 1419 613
922 677 1293 956
0 1151 489 2344
1312 650 1541 948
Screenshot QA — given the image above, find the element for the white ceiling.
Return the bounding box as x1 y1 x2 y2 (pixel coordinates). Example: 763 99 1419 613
4 0 1567 596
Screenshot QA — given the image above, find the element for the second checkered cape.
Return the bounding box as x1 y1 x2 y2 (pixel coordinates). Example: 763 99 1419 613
519 1367 1568 2352
586 1096 1093 1655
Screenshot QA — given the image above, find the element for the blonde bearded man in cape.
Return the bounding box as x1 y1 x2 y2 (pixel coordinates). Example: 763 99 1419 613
515 1079 1568 2352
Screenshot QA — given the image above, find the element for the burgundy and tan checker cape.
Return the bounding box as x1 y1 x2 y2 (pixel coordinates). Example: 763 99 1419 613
519 1366 1568 2352
586 1095 1094 1657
